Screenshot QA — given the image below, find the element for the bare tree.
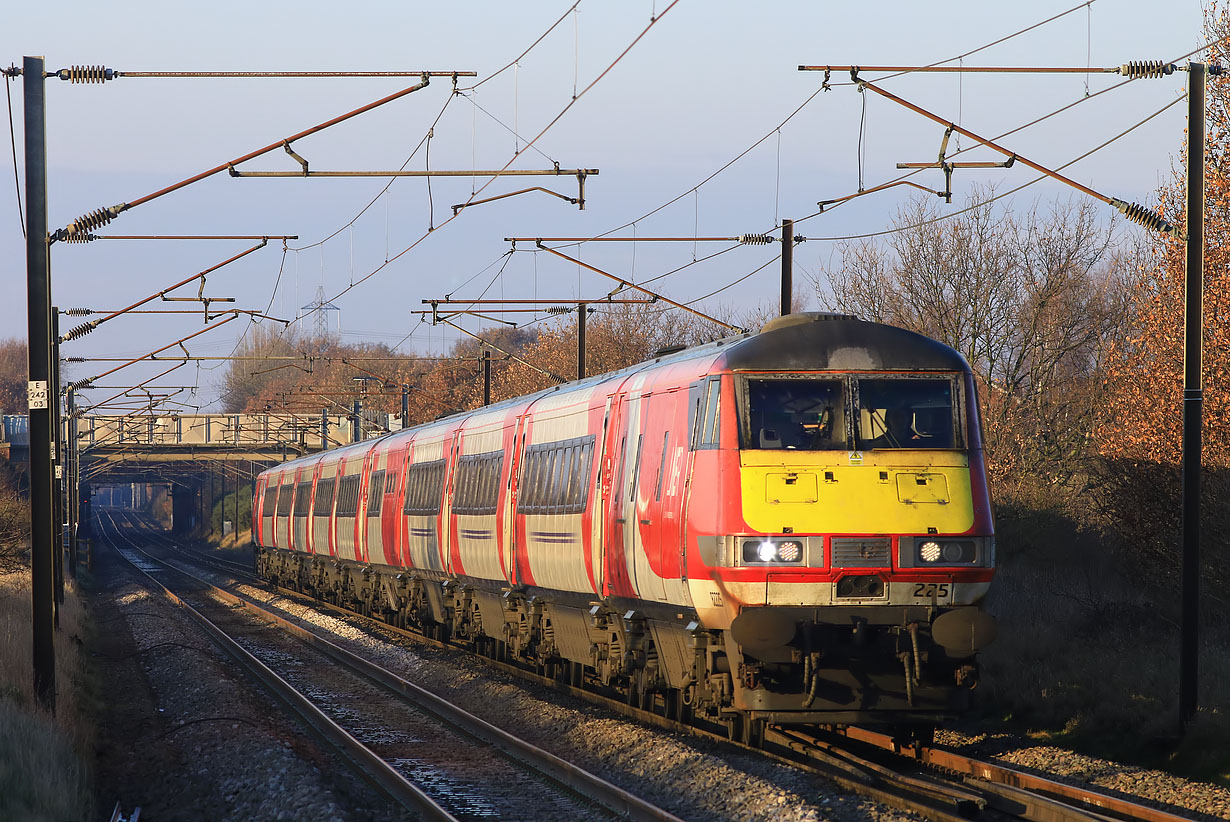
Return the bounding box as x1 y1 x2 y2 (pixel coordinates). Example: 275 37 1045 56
819 192 1126 494
0 338 26 414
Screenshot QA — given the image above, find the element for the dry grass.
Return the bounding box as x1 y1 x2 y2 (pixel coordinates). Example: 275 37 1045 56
0 571 93 820
977 501 1230 785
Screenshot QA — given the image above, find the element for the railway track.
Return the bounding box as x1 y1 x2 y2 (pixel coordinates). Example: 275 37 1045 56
108 514 1210 822
99 512 682 822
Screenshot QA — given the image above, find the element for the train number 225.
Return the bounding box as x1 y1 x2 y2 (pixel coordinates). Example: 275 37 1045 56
913 582 950 599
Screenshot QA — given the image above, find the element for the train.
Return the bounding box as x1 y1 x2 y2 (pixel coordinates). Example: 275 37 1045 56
252 312 997 740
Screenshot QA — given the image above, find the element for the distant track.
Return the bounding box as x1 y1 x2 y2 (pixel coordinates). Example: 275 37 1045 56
99 511 683 822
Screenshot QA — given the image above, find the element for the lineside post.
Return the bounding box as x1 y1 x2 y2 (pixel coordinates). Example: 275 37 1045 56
483 349 491 406
66 387 77 579
24 55 55 712
51 307 63 610
1180 61 1206 730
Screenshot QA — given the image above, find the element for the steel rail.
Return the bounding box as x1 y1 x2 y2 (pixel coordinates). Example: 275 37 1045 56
106 514 683 822
834 726 1200 822
114 513 257 579
256 557 1206 822
261 577 978 822
98 513 457 821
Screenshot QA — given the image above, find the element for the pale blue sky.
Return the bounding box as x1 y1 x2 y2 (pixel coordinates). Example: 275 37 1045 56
0 1 1209 411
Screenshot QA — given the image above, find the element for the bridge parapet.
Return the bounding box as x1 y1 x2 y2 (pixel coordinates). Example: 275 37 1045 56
77 413 360 451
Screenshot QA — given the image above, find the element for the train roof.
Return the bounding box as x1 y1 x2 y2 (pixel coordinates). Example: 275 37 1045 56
719 313 970 373
259 314 967 478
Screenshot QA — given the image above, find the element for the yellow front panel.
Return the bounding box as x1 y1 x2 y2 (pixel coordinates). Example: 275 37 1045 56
740 451 974 535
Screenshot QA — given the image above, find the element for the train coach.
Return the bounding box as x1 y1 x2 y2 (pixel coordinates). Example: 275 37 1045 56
253 312 997 739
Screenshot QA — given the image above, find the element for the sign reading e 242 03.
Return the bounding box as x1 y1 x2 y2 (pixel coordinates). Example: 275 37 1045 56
27 380 49 410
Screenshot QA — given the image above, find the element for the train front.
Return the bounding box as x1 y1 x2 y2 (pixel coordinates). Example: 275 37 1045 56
689 313 997 727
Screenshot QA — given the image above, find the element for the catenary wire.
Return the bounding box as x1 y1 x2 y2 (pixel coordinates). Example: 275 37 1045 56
572 0 1099 247
300 1 681 323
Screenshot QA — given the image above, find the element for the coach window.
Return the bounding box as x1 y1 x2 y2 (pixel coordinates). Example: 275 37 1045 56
688 379 722 450
520 451 538 508
294 481 312 517
403 459 446 515
274 483 289 516
313 477 336 516
336 475 359 517
855 377 957 450
263 485 279 518
368 469 385 515
548 449 566 513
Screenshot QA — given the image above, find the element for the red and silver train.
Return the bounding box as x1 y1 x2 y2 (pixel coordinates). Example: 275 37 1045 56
253 313 997 735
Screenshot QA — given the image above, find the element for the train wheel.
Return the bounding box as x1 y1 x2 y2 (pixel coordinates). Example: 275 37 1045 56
662 688 682 722
743 718 765 747
892 725 935 749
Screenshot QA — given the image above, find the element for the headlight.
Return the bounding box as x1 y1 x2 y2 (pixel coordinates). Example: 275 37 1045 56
917 539 976 564
742 539 805 564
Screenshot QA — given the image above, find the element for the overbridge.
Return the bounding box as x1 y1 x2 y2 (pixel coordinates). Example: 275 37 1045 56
67 412 376 541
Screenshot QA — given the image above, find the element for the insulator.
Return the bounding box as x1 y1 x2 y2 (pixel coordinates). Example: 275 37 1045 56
738 233 776 246
64 357 86 363
546 306 572 315
1111 199 1176 237
67 378 93 391
64 308 93 316
55 66 114 84
60 231 97 243
65 205 118 238
1118 61 1174 79
61 320 99 342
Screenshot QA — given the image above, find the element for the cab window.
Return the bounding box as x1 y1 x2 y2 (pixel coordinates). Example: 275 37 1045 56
855 378 956 449
743 378 847 450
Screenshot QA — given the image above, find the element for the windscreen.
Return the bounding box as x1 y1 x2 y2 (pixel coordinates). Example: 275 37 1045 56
856 378 956 449
744 379 847 450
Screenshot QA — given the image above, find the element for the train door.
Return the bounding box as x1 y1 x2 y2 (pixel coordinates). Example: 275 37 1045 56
356 449 372 563
506 413 529 587
589 395 614 596
365 447 388 565
603 393 635 598
441 431 460 575
633 390 672 603
384 446 405 567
